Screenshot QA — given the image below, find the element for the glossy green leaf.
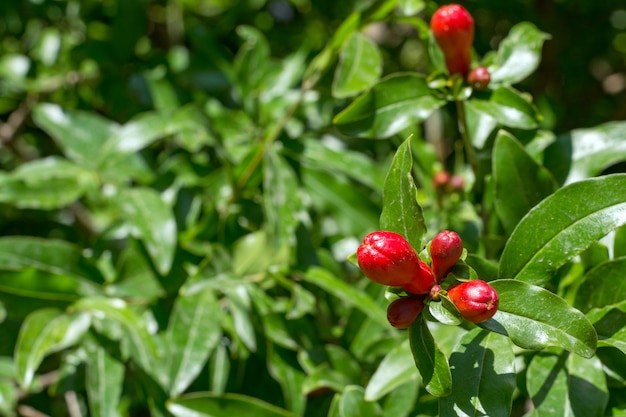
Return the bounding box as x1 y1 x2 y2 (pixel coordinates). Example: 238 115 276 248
263 147 302 250
334 386 382 417
490 22 550 84
463 99 498 149
492 131 557 235
440 329 515 417
428 298 462 326
73 297 161 381
166 287 221 396
302 267 388 328
15 309 91 387
380 137 427 251
85 338 125 417
118 187 177 275
0 157 96 209
397 0 425 15
499 174 626 286
223 286 257 352
32 103 115 167
587 301 626 355
467 86 539 130
333 73 445 138
575 258 626 312
615 225 626 259
408 315 452 397
381 378 419 417
479 280 597 358
365 339 419 401
527 352 608 416
544 121 626 185
167 392 296 417
333 32 382 98
102 111 169 156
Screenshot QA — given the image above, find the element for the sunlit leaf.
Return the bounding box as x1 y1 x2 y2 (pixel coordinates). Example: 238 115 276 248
333 32 382 98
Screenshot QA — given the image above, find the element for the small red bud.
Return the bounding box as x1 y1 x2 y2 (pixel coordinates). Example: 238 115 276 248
468 66 491 90
432 171 451 190
430 4 474 77
449 175 464 191
400 259 436 295
387 295 426 329
447 280 499 323
430 284 443 300
357 231 420 287
430 230 463 282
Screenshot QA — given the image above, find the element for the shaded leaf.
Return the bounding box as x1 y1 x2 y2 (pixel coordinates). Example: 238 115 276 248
167 392 296 417
408 316 452 397
333 73 445 138
575 258 626 312
492 131 557 235
440 329 515 417
380 137 427 251
334 386 382 417
587 301 626 356
499 174 626 286
365 339 419 401
85 338 125 417
479 280 597 358
333 32 382 98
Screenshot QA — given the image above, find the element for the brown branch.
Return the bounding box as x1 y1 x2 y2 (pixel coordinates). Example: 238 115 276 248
17 405 52 417
0 94 38 146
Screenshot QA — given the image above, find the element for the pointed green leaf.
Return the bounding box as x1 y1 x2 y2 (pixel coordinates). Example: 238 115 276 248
0 157 97 209
479 280 597 358
440 329 515 417
499 174 626 286
335 386 382 417
302 267 388 328
544 121 626 185
167 392 296 417
223 286 257 352
166 287 221 396
333 73 445 138
587 301 626 355
408 315 452 397
463 100 498 149
15 309 91 387
332 32 382 98
380 137 427 250
85 339 125 417
467 86 539 130
575 258 626 312
493 131 557 235
365 339 419 401
490 22 550 84
32 103 116 167
118 187 177 275
267 346 306 415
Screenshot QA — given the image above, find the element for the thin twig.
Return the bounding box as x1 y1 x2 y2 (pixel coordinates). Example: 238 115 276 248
65 391 83 417
0 94 38 146
17 405 51 417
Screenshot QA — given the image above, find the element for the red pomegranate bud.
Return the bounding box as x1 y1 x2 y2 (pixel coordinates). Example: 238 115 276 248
432 171 452 190
357 231 421 287
401 259 437 295
449 174 464 191
447 280 499 323
430 230 463 282
386 295 426 329
468 66 491 90
430 4 475 77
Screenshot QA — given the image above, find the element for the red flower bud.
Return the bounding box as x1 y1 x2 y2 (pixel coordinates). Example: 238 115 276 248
447 280 499 323
432 171 451 190
430 4 475 77
468 66 491 90
387 295 425 329
401 259 437 295
357 231 421 287
430 230 463 282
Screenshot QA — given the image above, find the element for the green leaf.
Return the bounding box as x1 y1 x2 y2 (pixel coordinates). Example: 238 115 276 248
440 329 515 417
332 32 382 98
527 352 608 416
31 103 115 167
101 111 170 156
334 386 382 417
499 174 626 286
397 0 425 16
381 378 419 417
587 301 626 355
428 298 462 326
118 187 177 275
15 309 91 387
544 121 626 185
615 225 626 259
492 131 557 235
302 267 388 328
333 73 446 138
574 258 626 312
167 392 296 417
267 346 306 415
0 157 97 209
463 99 498 149
73 297 161 382
263 147 302 250
467 86 539 130
85 338 125 417
365 339 419 401
479 280 597 358
380 137 427 251
490 22 551 84
408 315 452 397
166 287 221 396
223 286 257 352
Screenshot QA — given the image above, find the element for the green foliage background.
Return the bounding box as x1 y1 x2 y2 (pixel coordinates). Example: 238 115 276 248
1 0 626 416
